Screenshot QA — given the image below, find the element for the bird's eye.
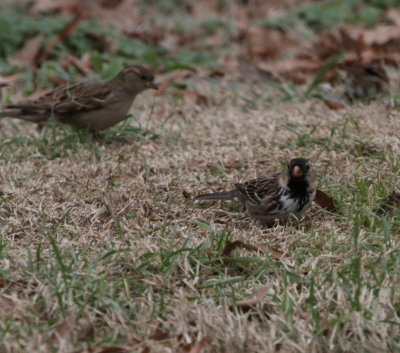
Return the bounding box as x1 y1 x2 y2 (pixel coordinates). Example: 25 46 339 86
304 165 310 171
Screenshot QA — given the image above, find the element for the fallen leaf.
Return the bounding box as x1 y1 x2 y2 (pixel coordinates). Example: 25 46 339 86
77 347 131 353
62 53 94 76
323 99 346 110
236 284 271 307
188 337 210 353
35 10 84 66
222 241 266 257
241 25 301 60
315 190 336 212
238 57 281 84
269 247 290 260
11 34 43 67
141 143 159 152
174 89 211 106
0 74 19 88
156 69 195 93
222 240 261 256
191 0 220 18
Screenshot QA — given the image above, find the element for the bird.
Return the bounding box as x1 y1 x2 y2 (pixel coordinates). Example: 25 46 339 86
0 65 158 131
342 62 390 100
194 158 317 227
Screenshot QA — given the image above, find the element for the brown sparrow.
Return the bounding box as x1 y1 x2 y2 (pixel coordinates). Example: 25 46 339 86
0 65 158 131
195 158 317 227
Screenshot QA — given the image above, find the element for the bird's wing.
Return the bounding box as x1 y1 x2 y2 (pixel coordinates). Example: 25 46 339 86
51 82 113 114
235 173 281 206
5 82 113 115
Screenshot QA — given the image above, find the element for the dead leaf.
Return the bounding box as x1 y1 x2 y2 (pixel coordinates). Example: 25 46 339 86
222 240 264 256
238 57 281 84
77 347 131 353
188 337 210 353
266 58 322 84
0 74 19 88
315 190 336 212
269 247 290 260
36 10 84 66
236 284 271 307
141 143 159 152
174 90 211 106
62 53 94 76
11 34 43 67
156 69 195 93
323 99 346 110
191 0 220 18
51 315 93 342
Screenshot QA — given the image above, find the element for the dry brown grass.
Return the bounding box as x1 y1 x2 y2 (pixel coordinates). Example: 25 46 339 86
0 85 399 352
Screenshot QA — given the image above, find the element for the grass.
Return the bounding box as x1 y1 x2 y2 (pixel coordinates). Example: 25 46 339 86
0 82 399 352
0 1 399 352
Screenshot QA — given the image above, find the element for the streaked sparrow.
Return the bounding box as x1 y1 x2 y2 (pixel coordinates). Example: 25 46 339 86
195 158 317 226
0 65 158 131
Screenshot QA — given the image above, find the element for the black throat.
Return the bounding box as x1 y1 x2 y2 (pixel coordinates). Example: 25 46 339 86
287 177 309 198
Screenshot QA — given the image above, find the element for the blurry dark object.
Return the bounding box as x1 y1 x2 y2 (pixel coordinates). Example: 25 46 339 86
342 62 390 100
376 191 400 216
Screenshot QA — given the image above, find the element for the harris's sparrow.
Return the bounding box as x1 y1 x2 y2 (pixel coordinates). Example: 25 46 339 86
195 158 317 227
0 65 158 131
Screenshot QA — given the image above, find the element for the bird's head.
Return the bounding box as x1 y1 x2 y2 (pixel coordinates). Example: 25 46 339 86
287 158 317 189
117 65 158 93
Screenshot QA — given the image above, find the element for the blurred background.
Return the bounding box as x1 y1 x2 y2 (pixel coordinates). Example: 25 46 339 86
1 0 400 105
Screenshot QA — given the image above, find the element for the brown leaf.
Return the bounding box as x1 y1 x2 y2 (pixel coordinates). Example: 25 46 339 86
222 240 263 256
174 90 211 106
62 53 94 76
191 0 220 18
77 347 131 353
315 190 336 212
188 337 210 353
35 11 84 66
238 57 281 84
266 58 322 84
312 30 342 60
11 34 43 67
0 74 19 88
323 99 346 110
269 247 290 260
236 284 271 307
31 0 80 14
156 69 195 93
247 27 279 59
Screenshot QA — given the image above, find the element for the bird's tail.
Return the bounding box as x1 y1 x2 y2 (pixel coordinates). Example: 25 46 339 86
194 190 240 201
0 108 46 122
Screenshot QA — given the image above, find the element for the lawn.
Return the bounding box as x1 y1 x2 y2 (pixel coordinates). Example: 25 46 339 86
0 1 399 352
